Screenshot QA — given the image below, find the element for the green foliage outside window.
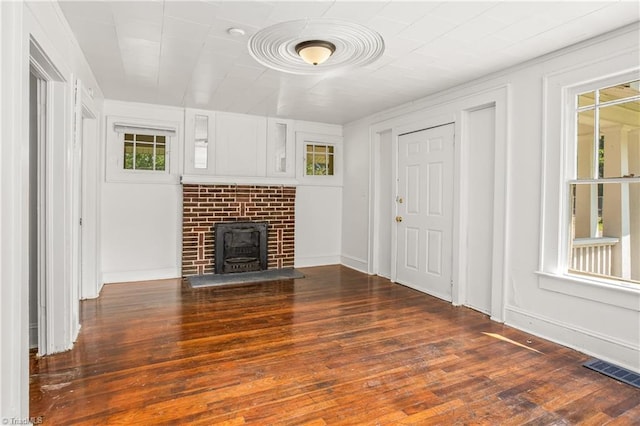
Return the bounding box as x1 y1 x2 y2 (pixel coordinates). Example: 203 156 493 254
123 133 166 171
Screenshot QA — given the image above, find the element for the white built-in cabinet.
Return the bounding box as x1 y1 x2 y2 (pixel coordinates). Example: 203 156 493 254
183 108 340 184
266 118 295 178
184 108 215 175
215 112 267 177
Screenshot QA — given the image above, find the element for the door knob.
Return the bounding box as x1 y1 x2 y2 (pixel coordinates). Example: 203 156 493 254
395 216 403 223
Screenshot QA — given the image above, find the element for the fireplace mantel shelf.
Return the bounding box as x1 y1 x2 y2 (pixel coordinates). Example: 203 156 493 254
181 174 299 186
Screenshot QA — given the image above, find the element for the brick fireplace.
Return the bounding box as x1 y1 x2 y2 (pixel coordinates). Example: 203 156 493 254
181 184 296 277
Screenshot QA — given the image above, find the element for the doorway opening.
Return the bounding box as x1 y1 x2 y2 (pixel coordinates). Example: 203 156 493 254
28 70 46 350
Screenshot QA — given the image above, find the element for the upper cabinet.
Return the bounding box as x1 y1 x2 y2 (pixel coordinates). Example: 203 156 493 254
266 118 295 178
215 112 267 177
184 109 215 175
182 109 341 185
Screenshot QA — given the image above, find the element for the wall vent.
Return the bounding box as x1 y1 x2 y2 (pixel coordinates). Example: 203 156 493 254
583 359 640 389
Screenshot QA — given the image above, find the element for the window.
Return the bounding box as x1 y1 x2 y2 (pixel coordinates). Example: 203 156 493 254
569 79 640 284
274 123 288 173
193 115 209 169
305 143 334 176
123 133 166 171
106 117 179 184
295 132 342 185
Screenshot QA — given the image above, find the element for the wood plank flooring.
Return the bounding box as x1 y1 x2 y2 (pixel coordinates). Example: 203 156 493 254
30 266 640 425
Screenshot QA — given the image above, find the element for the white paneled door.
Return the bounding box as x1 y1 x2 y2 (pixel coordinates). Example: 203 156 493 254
396 124 454 301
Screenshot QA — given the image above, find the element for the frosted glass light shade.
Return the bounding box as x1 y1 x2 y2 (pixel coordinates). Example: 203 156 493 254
295 40 336 66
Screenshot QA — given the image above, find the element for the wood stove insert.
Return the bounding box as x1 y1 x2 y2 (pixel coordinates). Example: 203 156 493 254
214 221 268 274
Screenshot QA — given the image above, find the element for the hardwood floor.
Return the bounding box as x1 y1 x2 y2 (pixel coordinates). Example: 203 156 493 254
30 266 640 425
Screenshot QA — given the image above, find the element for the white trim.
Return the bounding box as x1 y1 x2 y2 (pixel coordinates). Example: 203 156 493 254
0 1 29 420
295 255 341 268
113 122 176 137
540 50 640 298
105 115 182 185
506 305 640 373
537 271 640 310
340 254 368 274
367 84 510 322
181 174 299 186
102 268 180 284
79 94 100 299
296 132 343 186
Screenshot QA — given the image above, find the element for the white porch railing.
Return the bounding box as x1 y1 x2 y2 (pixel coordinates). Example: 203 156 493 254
570 237 619 276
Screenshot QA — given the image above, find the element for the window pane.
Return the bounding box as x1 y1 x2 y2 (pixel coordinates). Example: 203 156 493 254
314 145 327 154
194 141 207 169
305 143 336 176
275 123 287 173
124 133 134 141
600 100 640 178
124 142 134 169
306 153 315 175
578 91 595 108
599 79 640 104
569 182 640 284
576 109 595 179
157 135 166 144
195 115 208 140
156 145 166 171
136 134 155 143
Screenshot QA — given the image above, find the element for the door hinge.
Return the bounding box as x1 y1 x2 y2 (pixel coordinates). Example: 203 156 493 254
79 218 82 226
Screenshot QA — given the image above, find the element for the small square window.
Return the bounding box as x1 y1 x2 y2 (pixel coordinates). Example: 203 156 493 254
305 143 334 176
122 133 166 171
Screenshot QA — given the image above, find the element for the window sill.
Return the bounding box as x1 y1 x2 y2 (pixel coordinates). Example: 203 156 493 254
536 271 639 311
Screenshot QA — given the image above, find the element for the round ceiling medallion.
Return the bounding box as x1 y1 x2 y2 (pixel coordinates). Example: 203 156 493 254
248 19 385 75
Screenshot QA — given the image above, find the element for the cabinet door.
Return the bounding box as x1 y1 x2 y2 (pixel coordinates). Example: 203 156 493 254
266 118 295 177
215 112 267 177
184 109 215 175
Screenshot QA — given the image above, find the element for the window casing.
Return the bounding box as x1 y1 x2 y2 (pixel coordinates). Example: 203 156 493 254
295 132 343 186
568 79 640 285
106 116 180 184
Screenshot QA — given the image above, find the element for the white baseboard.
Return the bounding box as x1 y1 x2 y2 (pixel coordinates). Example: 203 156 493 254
295 255 341 268
505 305 640 373
340 255 369 274
102 267 180 284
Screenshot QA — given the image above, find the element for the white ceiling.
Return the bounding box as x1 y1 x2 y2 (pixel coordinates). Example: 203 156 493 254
59 1 640 124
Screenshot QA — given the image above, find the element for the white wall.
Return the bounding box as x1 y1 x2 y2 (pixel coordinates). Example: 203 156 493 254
294 120 344 268
295 186 343 267
341 119 371 273
342 24 640 371
101 100 183 283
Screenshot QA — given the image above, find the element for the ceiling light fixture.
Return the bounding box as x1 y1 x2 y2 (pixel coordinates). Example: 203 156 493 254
295 40 336 66
248 19 384 75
